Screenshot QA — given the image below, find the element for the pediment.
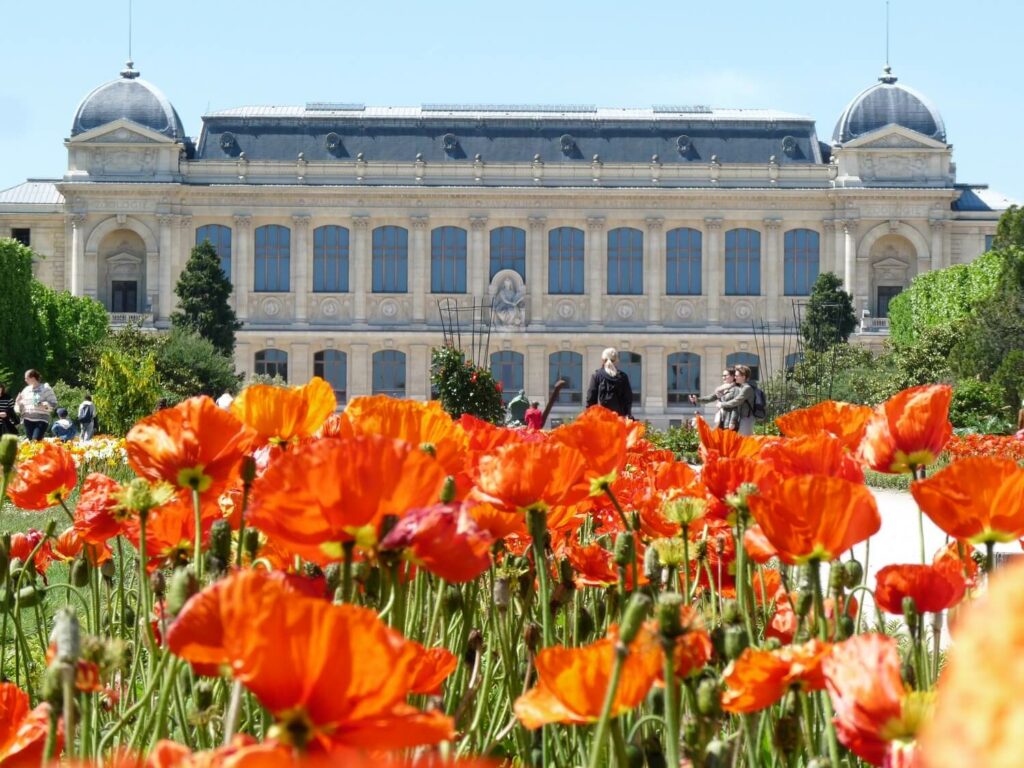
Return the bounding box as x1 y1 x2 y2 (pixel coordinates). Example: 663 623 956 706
841 125 948 151
68 119 178 145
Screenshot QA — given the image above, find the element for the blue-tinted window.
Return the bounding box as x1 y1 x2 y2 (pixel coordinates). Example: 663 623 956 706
785 352 803 373
489 351 524 405
372 350 406 398
667 352 701 404
314 350 347 403
372 226 409 293
784 229 820 296
607 227 643 295
254 349 288 382
725 228 761 296
431 226 467 293
313 226 350 292
549 351 583 404
254 225 291 292
489 226 526 281
666 228 702 295
548 227 585 294
985 234 995 252
619 351 642 405
726 352 760 382
195 224 232 280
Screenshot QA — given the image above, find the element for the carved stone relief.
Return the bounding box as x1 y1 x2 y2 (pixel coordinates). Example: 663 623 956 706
489 269 527 330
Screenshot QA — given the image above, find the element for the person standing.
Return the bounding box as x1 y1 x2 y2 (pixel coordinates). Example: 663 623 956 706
719 364 756 435
14 369 57 441
0 383 19 436
77 394 97 440
585 347 634 419
524 401 544 430
689 368 736 428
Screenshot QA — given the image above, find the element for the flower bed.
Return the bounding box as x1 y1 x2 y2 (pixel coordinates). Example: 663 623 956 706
945 432 1024 462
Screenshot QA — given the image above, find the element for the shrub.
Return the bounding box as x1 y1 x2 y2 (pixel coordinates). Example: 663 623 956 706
645 424 700 463
156 328 241 400
93 348 161 435
430 345 505 424
949 378 1013 432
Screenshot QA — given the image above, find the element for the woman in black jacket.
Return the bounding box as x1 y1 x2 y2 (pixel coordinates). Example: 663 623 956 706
585 347 634 419
0 383 19 436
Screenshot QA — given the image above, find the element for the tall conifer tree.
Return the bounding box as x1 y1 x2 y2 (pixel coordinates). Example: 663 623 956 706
171 240 241 355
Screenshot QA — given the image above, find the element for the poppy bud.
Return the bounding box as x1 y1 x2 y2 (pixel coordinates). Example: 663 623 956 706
774 714 801 753
795 591 813 618
657 593 684 639
240 455 257 487
576 607 595 640
195 679 214 710
210 520 232 563
0 434 17 475
167 567 199 618
901 657 916 688
646 687 665 716
828 565 845 594
704 740 731 768
843 559 864 586
150 570 166 600
643 736 667 768
0 538 7 586
40 665 63 707
721 599 741 626
902 596 919 631
493 577 510 610
242 527 260 560
619 593 652 646
523 622 541 653
663 497 707 526
17 585 43 608
763 636 782 651
696 678 723 717
558 557 575 589
723 625 749 661
71 556 90 588
643 545 661 580
613 532 635 568
50 607 80 663
624 743 645 768
439 475 456 503
807 759 833 768
100 559 115 580
443 585 463 616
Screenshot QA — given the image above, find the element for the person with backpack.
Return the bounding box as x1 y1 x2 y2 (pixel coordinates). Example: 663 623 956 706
0 383 20 436
689 367 737 428
14 369 57 441
78 394 97 440
719 364 756 435
51 408 78 441
585 347 634 419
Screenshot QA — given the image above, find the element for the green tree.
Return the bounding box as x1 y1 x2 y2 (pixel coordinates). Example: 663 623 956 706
171 240 241 355
0 238 45 379
156 328 240 401
93 348 161 434
31 284 109 385
993 204 1024 250
430 346 506 424
800 272 856 353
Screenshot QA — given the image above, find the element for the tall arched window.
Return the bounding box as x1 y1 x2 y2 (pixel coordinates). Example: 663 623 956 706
666 227 702 295
254 225 291 292
548 227 585 294
489 351 524 405
431 226 467 293
372 350 406 398
490 226 526 281
607 227 643 295
195 224 232 280
549 351 583 404
313 226 350 292
620 351 642 405
784 352 803 374
725 228 761 296
314 350 347 403
726 352 760 382
784 229 820 296
667 352 701 404
372 226 409 293
254 349 288 381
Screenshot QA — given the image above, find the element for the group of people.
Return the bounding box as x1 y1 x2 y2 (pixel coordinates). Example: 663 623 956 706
0 369 97 442
689 365 757 434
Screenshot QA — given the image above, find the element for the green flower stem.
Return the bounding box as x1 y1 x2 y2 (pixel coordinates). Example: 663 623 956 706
526 507 553 648
341 541 355 604
662 637 681 768
741 713 760 767
610 717 630 768
586 642 627 768
192 488 204 582
734 511 756 642
809 559 843 766
682 524 692 600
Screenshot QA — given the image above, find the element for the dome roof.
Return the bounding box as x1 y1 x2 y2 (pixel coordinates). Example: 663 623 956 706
832 68 945 144
71 61 186 140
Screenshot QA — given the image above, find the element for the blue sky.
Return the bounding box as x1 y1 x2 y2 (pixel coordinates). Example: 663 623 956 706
2 0 1021 202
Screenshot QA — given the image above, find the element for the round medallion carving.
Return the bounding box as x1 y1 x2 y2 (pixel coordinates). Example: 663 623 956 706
380 299 399 318
263 297 281 317
675 300 694 319
615 300 636 320
556 300 576 320
734 300 754 320
320 298 339 317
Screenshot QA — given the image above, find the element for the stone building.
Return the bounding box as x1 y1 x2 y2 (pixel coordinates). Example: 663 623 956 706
0 61 1014 425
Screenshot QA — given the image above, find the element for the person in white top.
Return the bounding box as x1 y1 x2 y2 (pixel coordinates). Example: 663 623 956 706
216 391 234 410
14 369 57 441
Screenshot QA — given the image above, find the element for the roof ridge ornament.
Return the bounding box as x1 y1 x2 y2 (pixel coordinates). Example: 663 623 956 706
120 59 140 80
878 65 897 85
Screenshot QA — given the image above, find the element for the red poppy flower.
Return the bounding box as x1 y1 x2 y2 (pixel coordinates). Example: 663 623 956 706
860 384 953 474
0 682 55 766
407 642 459 696
247 435 448 565
50 527 112 567
669 607 713 679
379 502 493 583
45 643 103 693
564 539 646 590
514 626 662 729
911 456 1024 544
466 501 527 541
700 451 776 507
231 377 337 446
748 475 881 565
123 492 219 572
775 400 873 453
874 563 966 615
695 416 764 461
167 570 453 751
6 442 78 510
549 406 637 480
721 639 832 713
126 396 255 497
932 541 978 590
744 524 779 564
9 530 53 575
759 433 865 484
73 472 126 545
470 441 589 513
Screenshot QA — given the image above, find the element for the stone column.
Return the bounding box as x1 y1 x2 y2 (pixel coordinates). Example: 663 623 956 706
234 341 251 378
469 216 488 299
69 214 86 297
292 214 311 322
411 217 429 322
528 216 546 326
929 220 946 273
527 345 547 403
833 219 846 278
156 215 174 317
350 343 370 398
290 342 310 384
704 218 723 324
351 216 370 323
408 344 430 400
645 344 665 412
175 216 192 314
843 220 858 295
763 218 782 324
703 345 723 420
646 217 664 323
233 215 252 321
587 216 605 324
822 220 836 279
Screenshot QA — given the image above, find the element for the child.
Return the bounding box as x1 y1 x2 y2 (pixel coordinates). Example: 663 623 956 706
51 408 78 441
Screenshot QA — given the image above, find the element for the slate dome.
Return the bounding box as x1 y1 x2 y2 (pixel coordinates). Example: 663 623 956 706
833 67 945 144
71 61 186 140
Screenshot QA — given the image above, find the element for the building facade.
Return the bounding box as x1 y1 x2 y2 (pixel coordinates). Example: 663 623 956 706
0 62 1013 425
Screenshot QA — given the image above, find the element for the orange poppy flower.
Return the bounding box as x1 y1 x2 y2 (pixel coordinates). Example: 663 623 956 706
911 456 1024 544
564 539 647 590
379 502 493 583
514 626 662 729
932 540 978 590
471 441 589 513
466 501 527 540
167 570 454 751
700 452 776 506
0 682 55 767
823 633 921 767
874 563 966 615
45 643 103 693
775 400 873 453
918 558 1024 768
669 607 713 679
50 527 112 567
721 639 832 713
748 475 880 565
5 442 78 510
73 472 127 545
860 384 953 474
407 642 459 696
759 433 865 484
9 530 53 575
695 416 763 461
231 377 337 446
247 435 448 565
459 413 541 473
549 406 636 480
123 492 219 572
127 396 255 497
744 524 779 564
765 593 858 645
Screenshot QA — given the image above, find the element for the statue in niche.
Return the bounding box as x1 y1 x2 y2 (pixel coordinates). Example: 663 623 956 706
491 270 526 329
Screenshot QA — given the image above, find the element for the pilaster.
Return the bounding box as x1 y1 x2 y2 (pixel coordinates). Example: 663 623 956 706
929 219 946 272
351 216 370 322
69 214 86 298
292 214 311 322
646 217 664 322
156 215 174 317
528 217 546 326
469 216 488 300
526 344 547 402
822 220 837 278
411 217 429 322
290 342 310 384
704 218 723 324
644 344 665 411
350 343 370 398
763 218 782 323
408 344 430 400
233 215 252 321
842 219 859 295
587 216 605 324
